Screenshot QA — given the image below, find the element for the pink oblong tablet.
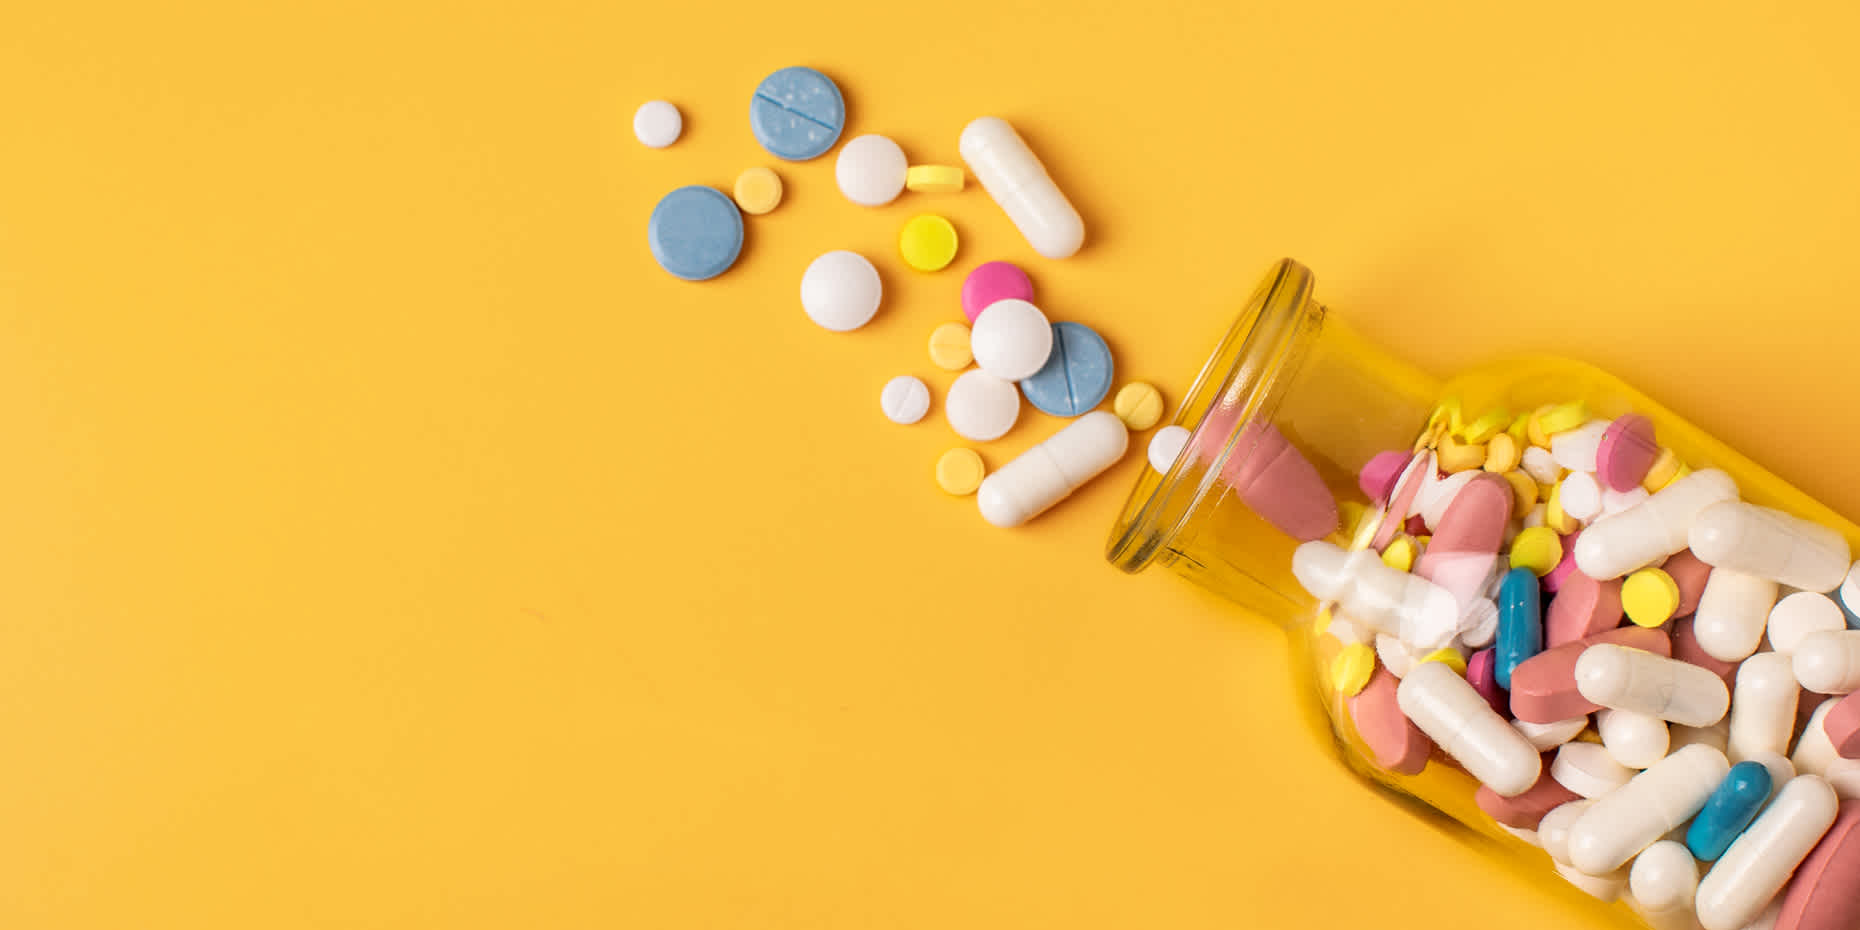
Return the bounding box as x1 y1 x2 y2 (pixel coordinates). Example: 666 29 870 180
1222 421 1338 542
960 261 1034 322
1545 571 1625 648
1827 692 1860 759
1509 626 1671 724
1358 450 1411 506
1777 800 1860 930
1596 414 1660 492
1477 765 1581 829
1350 667 1432 776
1661 549 1714 618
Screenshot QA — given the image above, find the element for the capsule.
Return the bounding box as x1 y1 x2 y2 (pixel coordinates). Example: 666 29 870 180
1727 652 1800 763
1694 569 1781 664
1630 839 1702 930
1694 775 1839 930
1575 643 1731 727
1686 760 1775 861
1397 660 1542 796
1690 501 1852 593
1794 698 1845 778
1596 708 1670 769
1568 744 1730 875
1794 630 1860 694
958 117 1085 260
976 411 1127 527
1539 798 1594 864
1293 541 1460 645
1494 566 1543 690
1576 468 1739 580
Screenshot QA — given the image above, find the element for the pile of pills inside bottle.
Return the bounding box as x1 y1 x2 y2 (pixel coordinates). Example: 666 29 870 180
1287 400 1860 930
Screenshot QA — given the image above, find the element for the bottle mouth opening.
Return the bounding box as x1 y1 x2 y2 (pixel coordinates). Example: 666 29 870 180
1104 258 1319 573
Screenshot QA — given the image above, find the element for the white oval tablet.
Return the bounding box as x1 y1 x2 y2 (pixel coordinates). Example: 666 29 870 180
944 370 1020 441
879 376 930 425
1147 424 1190 473
633 100 682 148
969 298 1053 381
799 250 882 332
835 134 908 207
1560 472 1604 522
1552 741 1636 798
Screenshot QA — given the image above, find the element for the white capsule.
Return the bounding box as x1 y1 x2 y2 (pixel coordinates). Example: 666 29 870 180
1695 775 1839 930
1826 759 1860 800
878 375 930 425
958 117 1084 260
969 299 1054 381
1792 630 1860 694
1598 708 1672 769
1554 742 1638 798
1522 445 1563 485
1293 541 1461 646
1690 502 1851 593
1604 486 1653 518
1577 469 1740 580
1576 644 1731 727
1515 715 1592 752
1840 561 1860 614
1540 799 1595 864
1767 592 1846 654
1792 697 1844 777
1672 720 1732 754
1552 420 1612 474
1695 569 1782 663
975 411 1127 528
1560 472 1605 523
1568 744 1730 876
1396 660 1542 796
1557 861 1629 901
1631 839 1702 915
1726 652 1800 764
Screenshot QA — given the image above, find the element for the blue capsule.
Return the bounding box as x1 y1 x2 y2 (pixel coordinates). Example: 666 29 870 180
1686 760 1774 861
1494 567 1543 690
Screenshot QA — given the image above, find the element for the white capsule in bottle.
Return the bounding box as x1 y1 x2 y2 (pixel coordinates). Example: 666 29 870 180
1793 630 1860 694
1694 569 1781 664
1690 501 1852 593
1567 744 1730 876
1576 469 1739 580
1694 775 1839 930
1726 652 1799 763
1630 839 1702 930
1575 643 1731 727
1396 660 1542 796
976 411 1127 527
958 117 1085 260
1293 541 1461 646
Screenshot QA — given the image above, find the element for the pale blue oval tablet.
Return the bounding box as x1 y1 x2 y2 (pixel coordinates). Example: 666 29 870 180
648 185 743 281
1020 322 1113 417
750 66 845 161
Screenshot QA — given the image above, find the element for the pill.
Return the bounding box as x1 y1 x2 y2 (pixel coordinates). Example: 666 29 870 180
1664 549 1716 617
1421 646 1468 676
944 370 1020 442
1225 422 1340 543
1796 699 1847 777
1541 799 1594 863
1510 526 1563 576
1605 486 1653 518
1633 839 1703 913
1294 541 1460 645
1482 432 1522 473
1021 322 1113 418
1522 445 1563 485
633 99 682 148
1354 450 1409 505
1560 472 1604 523
1417 470 1481 531
1552 420 1611 473
1112 382 1165 431
1503 469 1540 514
1544 532 1581 592
1147 425 1190 474
1576 643 1731 726
1382 536 1420 573
1438 437 1487 473
1416 473 1511 597
836 134 909 206
798 250 882 331
1351 666 1433 775
1553 741 1638 798
1461 598 1502 650
1795 631 1860 694
750 66 845 161
1495 567 1544 690
1674 617 1743 691
1333 643 1376 695
1696 775 1840 930
1728 652 1801 763
905 164 964 193
1624 568 1683 627
934 447 985 496
732 166 783 215
976 410 1127 527
1398 660 1542 796
1771 593 1848 654
1692 502 1853 593
1696 569 1783 663
1774 799 1860 930
1539 402 1592 439
899 214 959 271
1556 861 1628 902
928 322 973 370
648 185 745 281
1546 570 1626 647
1568 744 1730 875
1823 692 1860 758
1510 626 1672 723
879 375 930 425
1545 481 1580 534
959 261 1034 323
969 299 1054 381
1577 468 1740 580
1478 770 1582 830
1595 414 1660 491
1516 716 1590 752
959 116 1085 259
1644 447 1684 493
1597 708 1670 769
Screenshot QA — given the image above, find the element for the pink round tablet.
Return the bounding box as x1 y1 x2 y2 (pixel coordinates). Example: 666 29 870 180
1596 414 1660 492
1358 450 1411 505
960 261 1034 322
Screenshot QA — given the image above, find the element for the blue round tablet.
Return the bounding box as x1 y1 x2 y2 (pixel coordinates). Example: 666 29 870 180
648 185 744 281
750 66 845 162
1020 321 1114 418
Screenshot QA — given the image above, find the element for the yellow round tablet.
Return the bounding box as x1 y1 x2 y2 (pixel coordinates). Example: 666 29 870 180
899 214 958 271
1483 432 1522 473
1332 643 1376 696
1510 526 1564 576
1112 382 1165 431
732 166 783 215
905 165 964 193
1502 468 1539 513
1623 568 1681 628
935 447 985 496
1420 647 1468 677
1642 446 1682 493
928 322 972 370
1381 535 1419 573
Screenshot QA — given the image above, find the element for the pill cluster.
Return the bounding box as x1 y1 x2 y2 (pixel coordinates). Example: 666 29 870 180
1281 400 1860 930
639 68 1171 523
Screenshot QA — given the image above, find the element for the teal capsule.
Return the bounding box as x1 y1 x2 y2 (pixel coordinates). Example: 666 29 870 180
1494 567 1542 690
1686 760 1773 861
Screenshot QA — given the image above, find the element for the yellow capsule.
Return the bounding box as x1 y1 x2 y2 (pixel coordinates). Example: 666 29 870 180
934 448 985 495
1536 401 1588 436
1545 481 1579 534
1112 382 1166 431
1462 408 1511 444
905 165 965 194
1642 447 1683 493
1421 647 1468 677
1510 526 1565 576
1382 535 1420 573
1484 433 1522 473
1438 437 1488 473
1623 568 1681 628
1503 469 1539 513
1332 643 1377 696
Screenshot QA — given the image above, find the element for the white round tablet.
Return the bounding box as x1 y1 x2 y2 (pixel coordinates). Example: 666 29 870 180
1147 424 1190 474
799 250 882 332
1768 591 1846 654
835 134 908 207
944 370 1020 441
969 299 1053 381
880 376 930 425
1559 471 1603 522
633 100 682 148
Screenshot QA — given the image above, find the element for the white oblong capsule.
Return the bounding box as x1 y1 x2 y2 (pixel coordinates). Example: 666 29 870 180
1694 569 1781 664
1568 744 1730 876
1540 799 1594 865
1695 775 1839 930
1792 697 1844 777
1792 630 1860 694
1292 542 1460 645
1727 652 1800 763
1690 502 1852 593
1597 708 1671 769
976 411 1127 527
958 117 1085 260
1576 469 1739 580
1396 660 1542 796
1575 643 1732 727
1631 839 1701 914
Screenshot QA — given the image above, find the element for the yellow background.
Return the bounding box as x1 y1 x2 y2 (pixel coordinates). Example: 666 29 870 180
3 1 1859 927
